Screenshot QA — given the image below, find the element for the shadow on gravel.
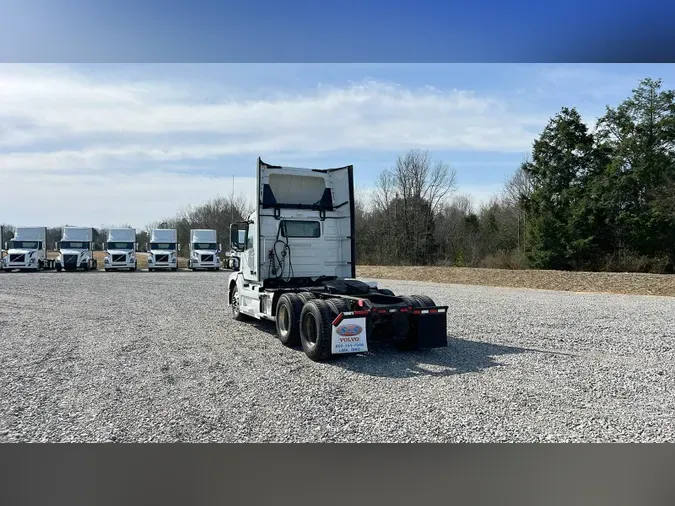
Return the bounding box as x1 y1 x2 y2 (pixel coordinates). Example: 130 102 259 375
248 320 559 378
329 338 540 378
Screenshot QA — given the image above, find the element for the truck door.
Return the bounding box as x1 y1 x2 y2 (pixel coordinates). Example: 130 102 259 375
243 221 257 282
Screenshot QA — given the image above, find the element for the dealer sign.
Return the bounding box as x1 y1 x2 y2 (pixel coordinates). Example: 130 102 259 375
331 317 368 354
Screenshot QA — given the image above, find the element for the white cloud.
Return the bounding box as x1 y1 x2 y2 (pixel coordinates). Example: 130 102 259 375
0 65 545 165
0 64 548 225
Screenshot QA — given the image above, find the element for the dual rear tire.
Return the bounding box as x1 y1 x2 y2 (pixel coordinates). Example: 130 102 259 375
275 291 344 361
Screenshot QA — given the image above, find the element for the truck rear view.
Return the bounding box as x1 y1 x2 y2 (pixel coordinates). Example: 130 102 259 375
227 158 448 361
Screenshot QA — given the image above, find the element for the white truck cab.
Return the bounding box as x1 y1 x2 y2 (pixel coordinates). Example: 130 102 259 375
147 228 179 271
55 227 98 271
4 226 54 271
188 229 221 271
227 158 448 361
104 228 138 272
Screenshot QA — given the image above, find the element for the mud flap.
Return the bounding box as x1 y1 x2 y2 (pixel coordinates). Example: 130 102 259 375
409 307 448 349
331 314 368 354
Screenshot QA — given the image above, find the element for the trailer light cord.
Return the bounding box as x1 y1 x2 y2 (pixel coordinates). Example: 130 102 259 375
268 222 294 281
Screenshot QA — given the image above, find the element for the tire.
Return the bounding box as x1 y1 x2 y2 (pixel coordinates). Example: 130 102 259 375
56 265 62 272
299 299 335 361
105 268 110 272
230 285 247 321
131 267 136 272
275 293 304 346
326 298 350 315
411 295 436 307
399 295 417 308
171 267 177 272
378 288 396 296
148 268 154 272
395 295 420 351
297 291 317 304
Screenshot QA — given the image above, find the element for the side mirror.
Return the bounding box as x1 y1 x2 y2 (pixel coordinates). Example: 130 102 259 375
54 242 59 250
178 243 181 251
230 256 240 271
3 242 6 249
230 222 247 252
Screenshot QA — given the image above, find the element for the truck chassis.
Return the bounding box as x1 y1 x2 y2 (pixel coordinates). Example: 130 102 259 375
229 277 448 361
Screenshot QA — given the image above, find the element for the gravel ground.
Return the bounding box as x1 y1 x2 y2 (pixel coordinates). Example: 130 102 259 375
0 271 673 442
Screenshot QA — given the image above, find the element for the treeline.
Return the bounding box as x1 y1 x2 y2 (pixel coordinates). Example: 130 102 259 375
357 77 675 273
3 77 672 273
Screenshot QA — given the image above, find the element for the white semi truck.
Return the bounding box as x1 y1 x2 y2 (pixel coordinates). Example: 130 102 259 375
188 229 221 271
55 227 98 271
3 226 55 271
147 228 179 271
227 158 448 361
104 228 138 272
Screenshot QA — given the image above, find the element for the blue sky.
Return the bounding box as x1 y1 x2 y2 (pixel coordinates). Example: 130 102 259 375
2 0 674 62
2 63 675 228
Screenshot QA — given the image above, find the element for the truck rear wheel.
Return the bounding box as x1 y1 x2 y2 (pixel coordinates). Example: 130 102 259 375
275 293 304 346
326 298 350 315
297 292 317 304
299 299 334 362
411 295 436 307
395 296 421 351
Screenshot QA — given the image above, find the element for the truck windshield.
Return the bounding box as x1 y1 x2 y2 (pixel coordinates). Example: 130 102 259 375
193 242 217 250
107 242 134 250
280 220 321 238
150 242 176 250
60 241 89 249
10 241 40 249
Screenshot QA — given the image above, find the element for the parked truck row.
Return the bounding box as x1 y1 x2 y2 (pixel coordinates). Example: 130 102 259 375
1 227 223 272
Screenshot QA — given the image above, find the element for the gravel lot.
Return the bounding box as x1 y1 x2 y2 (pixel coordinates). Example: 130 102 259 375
1 271 673 442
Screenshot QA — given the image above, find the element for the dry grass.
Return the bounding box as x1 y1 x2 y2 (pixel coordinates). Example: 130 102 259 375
356 265 675 298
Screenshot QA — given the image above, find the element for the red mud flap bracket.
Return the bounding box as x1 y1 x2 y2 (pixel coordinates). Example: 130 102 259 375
410 306 449 349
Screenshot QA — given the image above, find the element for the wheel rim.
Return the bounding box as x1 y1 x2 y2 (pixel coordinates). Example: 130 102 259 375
278 305 290 335
232 290 240 315
302 313 318 346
